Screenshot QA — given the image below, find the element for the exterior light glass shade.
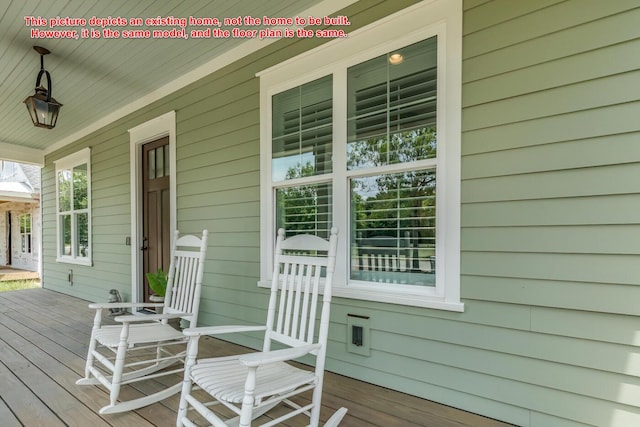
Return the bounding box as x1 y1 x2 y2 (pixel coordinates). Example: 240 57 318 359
24 86 62 129
24 46 62 129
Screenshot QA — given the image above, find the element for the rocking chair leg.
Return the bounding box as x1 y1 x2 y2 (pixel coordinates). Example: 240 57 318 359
80 310 102 382
81 334 98 381
177 375 193 426
109 326 130 407
238 370 257 427
309 380 324 426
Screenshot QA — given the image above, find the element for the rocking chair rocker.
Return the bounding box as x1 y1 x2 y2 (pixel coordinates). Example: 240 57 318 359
76 229 208 414
176 228 347 427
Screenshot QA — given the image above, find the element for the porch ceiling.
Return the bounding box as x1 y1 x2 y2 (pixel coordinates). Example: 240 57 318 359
0 0 336 165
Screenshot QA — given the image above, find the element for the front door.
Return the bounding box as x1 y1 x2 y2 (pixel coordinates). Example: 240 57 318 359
141 137 171 302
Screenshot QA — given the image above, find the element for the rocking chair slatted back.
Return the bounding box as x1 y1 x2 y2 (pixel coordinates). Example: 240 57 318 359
164 230 208 327
265 228 337 352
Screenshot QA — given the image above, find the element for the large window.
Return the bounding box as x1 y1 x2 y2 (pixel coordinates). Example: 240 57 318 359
259 0 462 310
55 148 91 265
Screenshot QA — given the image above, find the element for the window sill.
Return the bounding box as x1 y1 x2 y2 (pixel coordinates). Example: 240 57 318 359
257 280 464 312
56 257 92 267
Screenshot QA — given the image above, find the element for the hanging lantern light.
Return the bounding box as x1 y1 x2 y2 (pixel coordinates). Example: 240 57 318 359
24 46 63 129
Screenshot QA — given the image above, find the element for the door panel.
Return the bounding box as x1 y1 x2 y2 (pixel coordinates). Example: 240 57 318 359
142 137 170 302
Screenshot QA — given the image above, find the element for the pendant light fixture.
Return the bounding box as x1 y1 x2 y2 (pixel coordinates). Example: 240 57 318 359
23 46 63 129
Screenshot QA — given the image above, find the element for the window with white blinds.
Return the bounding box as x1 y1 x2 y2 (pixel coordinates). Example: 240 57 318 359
260 0 462 310
272 76 333 239
347 37 437 170
351 169 436 286
272 75 332 182
347 37 438 287
275 182 332 239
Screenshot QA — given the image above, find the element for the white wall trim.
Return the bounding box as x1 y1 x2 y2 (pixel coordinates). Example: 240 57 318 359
0 142 44 166
128 111 176 303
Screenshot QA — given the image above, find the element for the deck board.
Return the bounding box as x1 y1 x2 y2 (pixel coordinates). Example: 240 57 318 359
0 289 513 426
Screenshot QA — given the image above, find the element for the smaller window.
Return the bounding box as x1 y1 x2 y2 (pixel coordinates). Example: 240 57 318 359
19 214 32 254
272 75 333 182
55 148 92 265
350 169 436 287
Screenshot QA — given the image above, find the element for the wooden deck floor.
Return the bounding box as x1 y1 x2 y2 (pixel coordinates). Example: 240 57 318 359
0 288 513 427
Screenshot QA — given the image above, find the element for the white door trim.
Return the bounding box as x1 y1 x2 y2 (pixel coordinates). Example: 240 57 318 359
128 111 176 303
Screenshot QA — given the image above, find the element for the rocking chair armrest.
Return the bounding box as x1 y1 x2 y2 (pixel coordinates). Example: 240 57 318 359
183 325 267 337
113 312 188 323
88 302 164 310
239 344 320 367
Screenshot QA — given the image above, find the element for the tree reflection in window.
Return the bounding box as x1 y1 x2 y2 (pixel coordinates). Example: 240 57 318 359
57 161 90 260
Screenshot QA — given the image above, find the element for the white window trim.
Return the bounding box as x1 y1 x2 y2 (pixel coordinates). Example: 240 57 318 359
128 111 177 303
54 147 92 266
258 0 462 311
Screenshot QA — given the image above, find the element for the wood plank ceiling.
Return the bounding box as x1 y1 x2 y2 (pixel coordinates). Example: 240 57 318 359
0 0 326 158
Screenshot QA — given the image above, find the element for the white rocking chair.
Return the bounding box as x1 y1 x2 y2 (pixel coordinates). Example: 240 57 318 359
176 228 347 427
76 229 208 414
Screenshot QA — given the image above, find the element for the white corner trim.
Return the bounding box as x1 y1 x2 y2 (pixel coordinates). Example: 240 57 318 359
42 0 357 157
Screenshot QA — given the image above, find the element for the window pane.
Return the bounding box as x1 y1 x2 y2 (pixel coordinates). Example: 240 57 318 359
148 149 156 180
61 214 71 256
156 147 164 178
20 214 31 233
347 37 437 170
73 164 88 210
58 170 71 212
76 212 89 258
351 169 435 286
275 182 332 239
272 75 333 181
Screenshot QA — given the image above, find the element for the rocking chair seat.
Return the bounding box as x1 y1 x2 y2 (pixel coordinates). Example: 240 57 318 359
191 356 315 403
94 323 186 347
77 229 209 415
176 229 346 426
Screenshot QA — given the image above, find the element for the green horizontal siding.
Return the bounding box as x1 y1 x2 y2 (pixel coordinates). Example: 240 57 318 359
461 0 640 425
38 1 640 426
463 164 640 202
462 194 640 226
463 0 638 59
462 224 640 254
464 5 640 84
463 252 639 285
463 133 640 179
463 102 640 154
462 276 640 316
